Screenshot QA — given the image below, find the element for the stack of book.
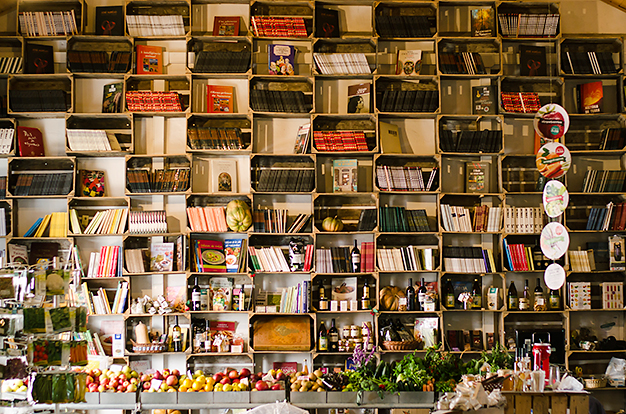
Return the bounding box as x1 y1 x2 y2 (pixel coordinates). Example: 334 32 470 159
278 281 311 313
581 170 626 193
313 53 372 75
187 127 244 150
568 250 596 272
598 128 626 150
0 57 23 74
193 50 251 73
500 92 541 113
360 241 375 272
439 52 486 75
125 15 186 36
561 51 617 75
376 165 438 191
356 209 377 232
10 90 69 112
375 15 436 38
255 167 314 192
313 131 370 152
24 212 68 237
585 202 622 231
125 92 183 112
250 16 308 37
377 246 436 271
12 173 73 196
248 245 313 272
253 209 310 233
502 241 537 271
0 128 14 154
126 169 190 193
378 89 439 112
443 246 496 273
70 208 127 235
187 206 228 232
19 11 79 36
66 129 122 152
439 130 502 153
378 207 431 232
250 90 310 113
124 249 146 274
498 14 560 37
67 50 132 73
129 210 167 234
503 206 545 234
86 245 122 278
440 205 502 232
84 281 129 315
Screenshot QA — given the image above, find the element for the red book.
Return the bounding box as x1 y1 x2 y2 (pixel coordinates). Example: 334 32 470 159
136 45 163 75
17 126 45 156
213 16 240 36
207 85 234 113
579 81 603 114
313 131 325 151
618 203 626 231
612 203 622 230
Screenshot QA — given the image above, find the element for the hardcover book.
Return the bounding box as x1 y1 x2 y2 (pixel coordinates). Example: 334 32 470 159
269 44 296 75
150 242 174 272
224 239 243 273
102 82 123 113
379 121 402 153
136 45 163 75
25 43 54 74
471 8 494 37
210 158 238 193
213 16 240 36
466 161 490 193
347 82 371 113
333 159 358 192
17 126 45 156
316 7 340 38
95 6 124 36
293 123 310 154
196 239 227 273
395 50 422 76
8 244 28 265
207 85 234 113
80 170 106 197
520 45 547 76
579 81 603 114
472 85 496 115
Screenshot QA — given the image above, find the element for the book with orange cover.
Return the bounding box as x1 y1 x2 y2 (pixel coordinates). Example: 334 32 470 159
578 81 603 114
136 45 163 75
207 85 234 113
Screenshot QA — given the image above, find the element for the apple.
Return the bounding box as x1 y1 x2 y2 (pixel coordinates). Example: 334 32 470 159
232 378 240 384
93 369 102 378
276 372 286 381
271 383 282 390
228 370 239 380
255 381 269 391
213 372 224 382
163 370 170 378
143 382 151 390
141 374 151 382
128 384 137 392
131 371 139 379
130 378 138 385
154 371 163 380
110 380 119 389
101 378 110 387
239 368 251 378
97 385 105 393
123 380 130 387
166 375 178 387
220 377 231 385
171 369 180 377
118 374 127 382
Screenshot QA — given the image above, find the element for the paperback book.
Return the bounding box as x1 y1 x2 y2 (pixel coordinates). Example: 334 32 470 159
207 85 234 113
17 126 45 156
333 159 358 192
316 8 340 38
150 242 174 272
136 45 163 75
471 8 494 37
466 161 490 193
95 6 124 36
395 50 422 76
25 43 54 74
269 44 296 75
577 81 603 114
102 82 123 113
213 16 240 36
520 45 546 76
210 158 238 193
80 170 106 197
472 85 496 115
347 83 371 113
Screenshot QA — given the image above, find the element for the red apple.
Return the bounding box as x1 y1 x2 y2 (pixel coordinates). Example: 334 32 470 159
118 373 127 382
271 383 282 390
171 369 180 377
213 372 224 382
166 375 178 387
117 385 125 392
110 380 119 389
276 372 286 381
255 381 269 391
163 370 170 377
239 368 251 378
93 369 102 378
140 374 150 382
154 371 163 380
232 378 240 384
130 378 138 385
228 370 240 380
86 376 94 385
220 377 231 385
143 382 151 390
101 378 110 387
123 380 130 387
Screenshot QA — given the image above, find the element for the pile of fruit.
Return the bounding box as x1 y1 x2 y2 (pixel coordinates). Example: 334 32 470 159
288 369 326 392
1 378 28 393
85 366 140 393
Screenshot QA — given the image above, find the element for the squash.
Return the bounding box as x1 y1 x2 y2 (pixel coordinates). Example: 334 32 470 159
322 216 344 232
379 286 406 311
226 200 252 232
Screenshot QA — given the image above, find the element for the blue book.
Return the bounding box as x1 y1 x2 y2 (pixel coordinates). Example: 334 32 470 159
224 239 243 273
24 217 43 237
268 44 296 75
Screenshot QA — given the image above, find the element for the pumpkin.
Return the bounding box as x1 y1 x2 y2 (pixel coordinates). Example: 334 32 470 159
322 216 344 232
226 200 252 232
379 286 406 311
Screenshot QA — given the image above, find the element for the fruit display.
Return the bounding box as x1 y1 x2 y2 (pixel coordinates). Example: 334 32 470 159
85 366 140 393
1 378 29 393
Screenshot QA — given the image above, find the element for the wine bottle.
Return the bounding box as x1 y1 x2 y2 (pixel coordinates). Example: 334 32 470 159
191 276 201 311
549 289 561 310
507 281 519 310
200 285 208 311
471 278 482 309
361 277 370 309
406 278 416 311
351 240 361 273
328 319 339 351
204 319 211 352
519 279 531 310
444 279 455 309
318 321 328 352
172 315 183 352
318 278 329 311
289 238 305 272
534 277 546 311
418 278 427 310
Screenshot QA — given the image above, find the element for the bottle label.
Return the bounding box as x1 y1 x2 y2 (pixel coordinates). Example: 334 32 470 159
352 254 360 264
329 333 339 342
192 292 201 302
472 295 482 308
550 296 560 309
536 297 545 306
204 339 211 351
173 331 181 341
319 299 329 311
291 253 304 264
418 292 427 304
508 297 519 309
519 298 530 310
446 295 455 308
361 299 370 309
363 287 370 297
319 337 328 350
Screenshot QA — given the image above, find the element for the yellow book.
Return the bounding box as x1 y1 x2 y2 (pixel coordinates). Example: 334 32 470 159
69 209 82 234
117 208 128 234
35 214 52 237
109 209 123 235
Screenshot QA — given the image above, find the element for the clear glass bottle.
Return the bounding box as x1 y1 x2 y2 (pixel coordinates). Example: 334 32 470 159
519 279 531 310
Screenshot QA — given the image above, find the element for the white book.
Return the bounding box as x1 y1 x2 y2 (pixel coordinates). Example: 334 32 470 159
391 248 404 271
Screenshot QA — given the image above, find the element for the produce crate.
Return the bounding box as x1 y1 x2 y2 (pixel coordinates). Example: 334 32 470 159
84 392 99 404
99 391 137 405
140 391 177 404
250 389 286 403
326 391 397 405
327 391 357 404
502 392 589 414
289 391 327 404
213 391 250 404
177 391 213 404
397 391 436 404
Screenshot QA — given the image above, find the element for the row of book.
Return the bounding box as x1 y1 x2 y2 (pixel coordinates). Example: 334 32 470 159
255 168 314 192
0 57 23 74
250 16 309 38
19 11 79 37
503 207 545 234
377 247 436 271
0 128 14 154
443 246 496 273
126 169 191 193
278 281 311 313
66 129 121 152
312 131 371 152
10 90 70 113
248 245 313 273
500 92 541 113
313 53 372 75
24 212 67 237
250 90 310 113
581 170 626 193
375 15 436 39
124 249 147 274
125 15 186 37
12 173 73 196
562 51 617 75
193 50 251 73
586 202 626 231
498 13 560 38
86 245 122 278
378 207 431 233
70 208 127 235
598 128 626 151
439 130 502 153
376 165 438 192
125 91 183 112
315 245 375 273
378 89 439 113
129 211 167 234
440 205 502 233
502 241 540 272
568 250 596 272
67 50 132 74
356 210 377 232
187 206 229 233
439 52 486 75
187 127 245 151
85 282 129 315
252 209 310 233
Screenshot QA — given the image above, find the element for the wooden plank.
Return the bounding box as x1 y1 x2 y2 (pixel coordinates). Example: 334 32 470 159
515 394 532 414
533 395 550 414
504 394 515 414
570 394 589 414
551 394 568 414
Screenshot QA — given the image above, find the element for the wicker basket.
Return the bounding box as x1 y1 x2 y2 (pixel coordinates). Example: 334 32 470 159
381 340 422 351
584 377 607 389
131 340 166 354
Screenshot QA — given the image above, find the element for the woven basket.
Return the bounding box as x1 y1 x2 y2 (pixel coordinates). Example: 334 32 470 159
382 340 422 350
584 377 607 389
131 340 166 354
